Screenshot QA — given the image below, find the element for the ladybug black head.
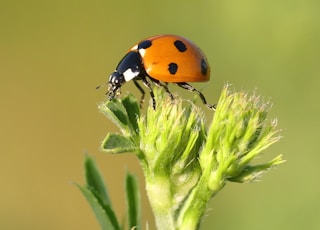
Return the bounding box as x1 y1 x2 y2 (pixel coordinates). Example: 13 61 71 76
108 71 125 100
107 51 143 100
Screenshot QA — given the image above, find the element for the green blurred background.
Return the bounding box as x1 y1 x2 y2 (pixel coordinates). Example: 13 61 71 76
1 0 319 229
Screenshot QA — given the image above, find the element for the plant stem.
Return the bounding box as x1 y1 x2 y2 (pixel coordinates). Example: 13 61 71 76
146 176 176 230
177 165 226 230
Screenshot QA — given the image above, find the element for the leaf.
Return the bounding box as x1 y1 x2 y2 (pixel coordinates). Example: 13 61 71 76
125 172 141 230
84 155 111 207
76 184 120 230
101 133 138 154
99 100 130 135
121 94 140 135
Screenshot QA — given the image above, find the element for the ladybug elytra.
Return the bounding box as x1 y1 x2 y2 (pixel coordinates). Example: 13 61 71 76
102 34 214 110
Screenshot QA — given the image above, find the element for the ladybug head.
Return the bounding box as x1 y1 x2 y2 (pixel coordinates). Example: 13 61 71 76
107 51 143 100
107 71 125 100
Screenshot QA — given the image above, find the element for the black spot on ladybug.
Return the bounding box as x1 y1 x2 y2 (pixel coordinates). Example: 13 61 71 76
174 40 187 52
201 58 208 75
138 40 152 49
168 63 178 75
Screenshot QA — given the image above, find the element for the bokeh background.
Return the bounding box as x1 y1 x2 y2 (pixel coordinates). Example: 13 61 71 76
1 0 319 229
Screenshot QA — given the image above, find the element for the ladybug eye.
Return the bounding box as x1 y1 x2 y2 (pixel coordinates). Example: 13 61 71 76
109 72 125 85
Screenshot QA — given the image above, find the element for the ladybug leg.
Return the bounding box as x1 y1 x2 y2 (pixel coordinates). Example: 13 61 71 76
149 78 175 101
140 77 156 109
163 83 175 100
175 82 216 110
133 80 145 108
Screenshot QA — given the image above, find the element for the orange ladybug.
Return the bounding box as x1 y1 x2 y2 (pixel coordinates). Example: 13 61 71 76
104 34 214 109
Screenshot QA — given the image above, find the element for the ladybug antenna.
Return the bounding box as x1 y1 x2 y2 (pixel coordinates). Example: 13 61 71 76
95 82 108 90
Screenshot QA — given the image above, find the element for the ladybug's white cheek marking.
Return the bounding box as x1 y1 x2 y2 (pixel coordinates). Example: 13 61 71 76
138 49 146 57
132 45 138 50
123 68 139 82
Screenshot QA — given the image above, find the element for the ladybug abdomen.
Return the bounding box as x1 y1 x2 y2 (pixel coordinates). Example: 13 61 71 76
132 35 210 83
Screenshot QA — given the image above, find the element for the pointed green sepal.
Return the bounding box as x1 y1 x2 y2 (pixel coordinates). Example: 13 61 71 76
101 133 138 154
229 154 286 183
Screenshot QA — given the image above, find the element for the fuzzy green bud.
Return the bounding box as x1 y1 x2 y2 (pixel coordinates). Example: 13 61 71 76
99 85 284 230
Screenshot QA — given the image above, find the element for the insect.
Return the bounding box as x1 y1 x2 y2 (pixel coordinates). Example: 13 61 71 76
101 34 215 110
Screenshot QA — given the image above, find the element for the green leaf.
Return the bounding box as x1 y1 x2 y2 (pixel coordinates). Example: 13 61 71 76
125 172 141 230
121 94 140 136
99 99 130 135
99 95 141 140
101 133 138 154
84 155 111 207
76 184 120 230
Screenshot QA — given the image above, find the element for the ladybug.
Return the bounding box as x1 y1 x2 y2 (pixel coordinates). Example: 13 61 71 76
103 34 214 110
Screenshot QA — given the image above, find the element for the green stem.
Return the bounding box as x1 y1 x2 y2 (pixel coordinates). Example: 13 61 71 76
178 167 226 230
146 176 176 230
